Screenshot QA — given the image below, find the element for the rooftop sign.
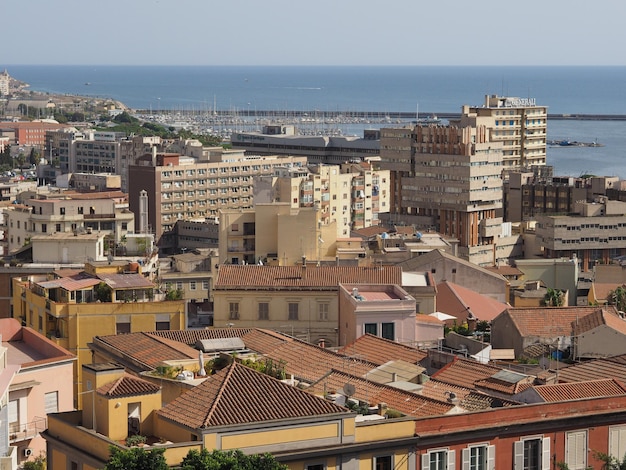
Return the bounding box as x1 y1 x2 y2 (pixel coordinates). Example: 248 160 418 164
504 98 536 107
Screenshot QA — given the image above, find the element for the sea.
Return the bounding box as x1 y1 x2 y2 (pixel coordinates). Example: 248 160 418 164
5 65 626 178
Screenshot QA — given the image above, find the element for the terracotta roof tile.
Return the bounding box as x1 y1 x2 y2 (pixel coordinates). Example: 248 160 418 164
503 306 606 337
553 355 626 383
338 334 427 366
573 307 626 336
214 265 402 290
430 358 505 390
98 373 160 398
436 281 508 322
150 328 254 346
158 362 348 429
474 374 534 395
308 370 454 418
531 379 626 402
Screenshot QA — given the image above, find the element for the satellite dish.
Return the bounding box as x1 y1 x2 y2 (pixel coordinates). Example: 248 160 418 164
343 383 356 397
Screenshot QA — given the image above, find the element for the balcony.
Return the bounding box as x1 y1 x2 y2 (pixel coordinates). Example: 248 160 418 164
9 417 47 443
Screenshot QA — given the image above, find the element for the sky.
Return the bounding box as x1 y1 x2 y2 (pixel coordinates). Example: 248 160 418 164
4 0 626 66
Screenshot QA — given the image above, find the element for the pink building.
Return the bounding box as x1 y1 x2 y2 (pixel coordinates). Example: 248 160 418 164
1 319 75 465
338 283 442 347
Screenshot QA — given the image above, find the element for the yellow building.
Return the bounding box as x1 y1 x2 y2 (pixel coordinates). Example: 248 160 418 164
12 261 185 405
43 361 417 470
213 265 402 346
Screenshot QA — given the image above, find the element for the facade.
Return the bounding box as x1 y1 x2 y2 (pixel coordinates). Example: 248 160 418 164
44 360 416 470
30 232 106 264
535 198 626 271
514 257 580 306
231 125 381 164
127 151 307 250
338 283 417 347
0 121 67 149
11 261 186 404
255 162 390 236
1 318 75 465
213 265 402 346
3 190 133 255
451 94 548 170
219 203 338 266
379 123 512 266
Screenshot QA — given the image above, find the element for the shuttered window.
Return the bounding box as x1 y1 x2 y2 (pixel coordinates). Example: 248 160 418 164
609 425 626 464
45 391 59 414
566 430 587 470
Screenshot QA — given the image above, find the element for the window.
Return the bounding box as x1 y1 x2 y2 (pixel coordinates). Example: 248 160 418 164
566 430 587 470
375 455 393 470
421 450 455 470
462 445 494 470
229 302 240 320
288 302 299 320
365 323 377 335
514 437 550 470
45 391 59 414
258 302 269 320
156 321 170 330
41 223 47 233
610 425 626 466
318 303 329 321
306 464 325 470
116 322 131 334
381 322 395 341
190 281 196 291
202 280 209 290
60 207 65 215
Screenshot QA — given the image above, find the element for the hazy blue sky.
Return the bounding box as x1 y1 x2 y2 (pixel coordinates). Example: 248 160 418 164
4 0 626 66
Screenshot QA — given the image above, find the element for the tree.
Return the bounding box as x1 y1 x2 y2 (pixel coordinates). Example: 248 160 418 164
104 446 168 470
593 450 626 470
180 448 288 470
543 287 565 307
607 286 626 313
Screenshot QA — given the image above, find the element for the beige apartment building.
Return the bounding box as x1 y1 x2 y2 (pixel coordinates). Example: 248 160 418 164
451 94 548 170
4 191 134 255
380 123 515 265
254 161 390 237
128 150 307 251
536 198 626 271
219 203 337 266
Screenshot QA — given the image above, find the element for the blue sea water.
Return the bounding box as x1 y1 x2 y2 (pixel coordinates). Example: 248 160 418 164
4 65 626 178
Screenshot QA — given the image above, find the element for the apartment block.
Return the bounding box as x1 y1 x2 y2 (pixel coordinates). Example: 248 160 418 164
128 151 307 250
536 198 626 271
451 94 548 170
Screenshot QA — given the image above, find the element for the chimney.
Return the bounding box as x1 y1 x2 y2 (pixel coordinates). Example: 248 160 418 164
377 402 388 416
151 146 157 166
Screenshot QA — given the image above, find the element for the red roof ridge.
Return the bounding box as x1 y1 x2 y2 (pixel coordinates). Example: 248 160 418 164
202 362 237 428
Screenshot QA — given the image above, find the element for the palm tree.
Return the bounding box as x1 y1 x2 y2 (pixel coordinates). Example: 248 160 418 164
543 287 565 307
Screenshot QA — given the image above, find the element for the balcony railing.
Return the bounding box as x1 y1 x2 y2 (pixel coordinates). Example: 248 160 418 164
9 416 47 443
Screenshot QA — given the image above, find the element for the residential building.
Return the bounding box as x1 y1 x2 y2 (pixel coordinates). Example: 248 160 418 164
338 283 418 347
535 198 626 271
0 70 9 96
490 306 618 360
213 265 402 346
514 257 579 306
44 359 416 470
11 261 186 404
127 150 307 250
396 249 509 303
435 280 509 328
0 338 18 470
380 121 517 265
3 190 133 255
219 203 337 266
68 173 121 192
0 121 67 150
254 161 390 236
1 318 75 465
231 125 381 164
451 94 548 170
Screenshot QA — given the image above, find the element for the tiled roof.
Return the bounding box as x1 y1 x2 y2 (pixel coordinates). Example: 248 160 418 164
553 355 626 383
93 332 199 370
338 334 427 366
503 306 604 337
98 373 160 398
430 358 505 390
214 265 402 290
98 273 154 289
474 375 534 395
150 328 254 346
573 307 626 336
158 362 348 429
436 281 508 322
485 265 524 277
351 226 388 238
531 379 626 402
308 370 454 418
262 338 376 384
416 314 444 325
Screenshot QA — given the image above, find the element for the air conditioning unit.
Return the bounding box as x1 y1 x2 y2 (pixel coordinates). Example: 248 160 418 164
24 448 33 457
